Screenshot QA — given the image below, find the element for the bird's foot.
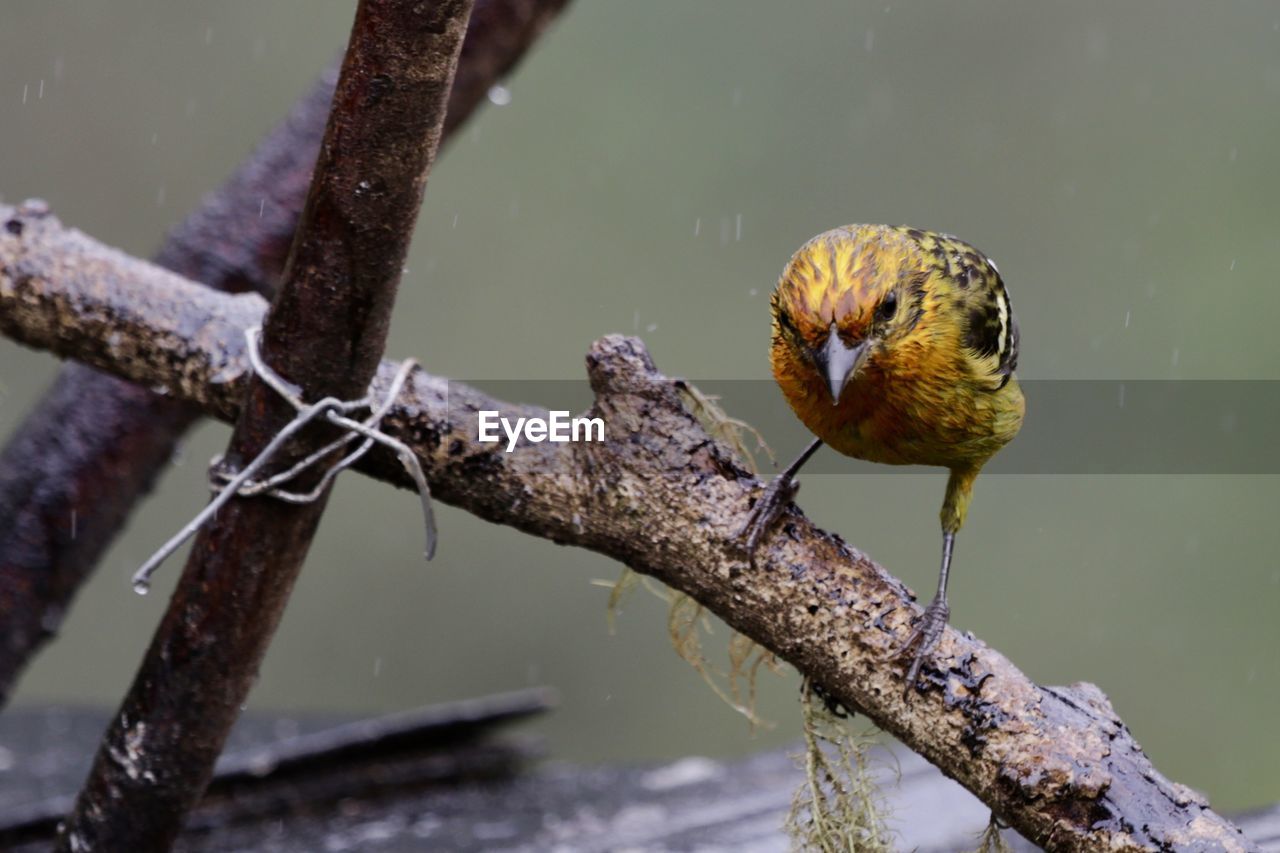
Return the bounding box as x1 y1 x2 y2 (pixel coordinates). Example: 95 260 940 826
736 474 800 569
882 596 950 698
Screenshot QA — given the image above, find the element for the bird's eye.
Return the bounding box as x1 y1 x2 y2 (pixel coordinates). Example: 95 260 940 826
876 290 898 321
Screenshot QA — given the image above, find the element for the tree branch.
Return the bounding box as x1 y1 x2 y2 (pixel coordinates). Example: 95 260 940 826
0 204 1258 852
0 0 571 705
45 0 475 847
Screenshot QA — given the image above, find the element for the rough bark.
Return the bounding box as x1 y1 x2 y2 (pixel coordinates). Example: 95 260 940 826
45 0 475 848
0 204 1258 853
0 0 570 706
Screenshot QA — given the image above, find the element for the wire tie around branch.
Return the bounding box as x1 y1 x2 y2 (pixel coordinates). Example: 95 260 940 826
130 326 437 595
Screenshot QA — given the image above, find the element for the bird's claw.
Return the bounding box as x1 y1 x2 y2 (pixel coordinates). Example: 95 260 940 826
882 597 950 698
737 474 800 569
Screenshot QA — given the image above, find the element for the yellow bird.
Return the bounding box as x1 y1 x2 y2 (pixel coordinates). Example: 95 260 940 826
740 224 1024 693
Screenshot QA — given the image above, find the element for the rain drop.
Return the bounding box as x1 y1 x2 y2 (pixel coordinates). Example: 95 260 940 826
487 84 512 106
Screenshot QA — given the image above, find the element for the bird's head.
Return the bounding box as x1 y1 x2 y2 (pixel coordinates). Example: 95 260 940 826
770 224 937 404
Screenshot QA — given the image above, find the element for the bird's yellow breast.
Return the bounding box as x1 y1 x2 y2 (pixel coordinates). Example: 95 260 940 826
772 340 1023 467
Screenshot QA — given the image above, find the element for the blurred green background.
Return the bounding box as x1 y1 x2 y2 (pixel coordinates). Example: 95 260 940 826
2 1 1278 814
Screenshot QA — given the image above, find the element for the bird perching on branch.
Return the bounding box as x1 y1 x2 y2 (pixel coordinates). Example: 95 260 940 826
741 224 1024 693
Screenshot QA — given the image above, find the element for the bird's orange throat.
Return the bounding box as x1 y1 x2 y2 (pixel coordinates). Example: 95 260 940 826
770 335 1023 469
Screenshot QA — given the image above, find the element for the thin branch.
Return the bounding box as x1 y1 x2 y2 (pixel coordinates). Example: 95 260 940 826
0 205 1259 852
46 0 475 848
0 0 571 706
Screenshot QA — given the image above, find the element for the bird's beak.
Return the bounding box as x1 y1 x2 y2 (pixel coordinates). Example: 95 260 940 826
820 323 870 405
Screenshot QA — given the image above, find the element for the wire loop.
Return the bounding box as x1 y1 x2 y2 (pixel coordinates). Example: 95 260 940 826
131 326 436 594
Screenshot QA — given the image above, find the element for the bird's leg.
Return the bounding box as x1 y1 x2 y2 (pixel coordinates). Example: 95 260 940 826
886 531 954 694
738 437 823 568
885 466 978 696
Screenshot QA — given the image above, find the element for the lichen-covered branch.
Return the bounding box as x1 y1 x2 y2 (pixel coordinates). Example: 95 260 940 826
0 204 1258 852
0 0 571 707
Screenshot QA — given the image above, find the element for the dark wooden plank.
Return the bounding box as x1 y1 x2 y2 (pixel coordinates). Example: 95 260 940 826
0 705 1272 852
